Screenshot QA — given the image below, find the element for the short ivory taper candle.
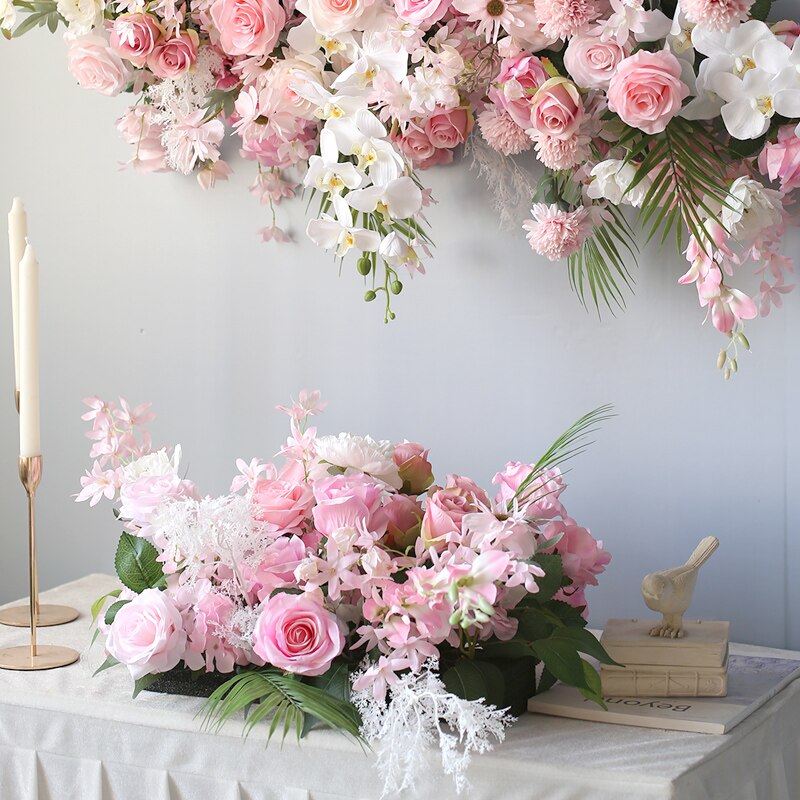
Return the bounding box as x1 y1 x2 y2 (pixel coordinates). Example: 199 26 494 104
8 198 27 394
18 244 40 457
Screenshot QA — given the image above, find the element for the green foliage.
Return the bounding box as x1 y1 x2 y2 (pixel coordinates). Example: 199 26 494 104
442 660 505 707
93 654 119 677
115 532 165 593
749 0 773 21
10 0 63 37
202 86 241 122
202 668 363 743
104 599 130 627
527 553 564 602
302 660 352 736
90 589 122 626
133 674 160 698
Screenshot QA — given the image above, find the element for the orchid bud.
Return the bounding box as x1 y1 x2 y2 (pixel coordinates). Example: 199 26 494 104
357 256 371 276
736 332 751 351
716 350 726 370
364 290 376 302
390 280 403 295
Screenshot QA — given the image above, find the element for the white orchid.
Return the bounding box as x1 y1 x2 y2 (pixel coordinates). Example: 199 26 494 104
286 18 359 61
332 31 408 93
347 176 422 219
691 19 773 73
304 128 364 195
306 195 381 257
721 177 784 242
1 0 16 30
596 0 670 46
379 232 426 275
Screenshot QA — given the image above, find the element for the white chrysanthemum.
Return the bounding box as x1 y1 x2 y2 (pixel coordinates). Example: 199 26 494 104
312 433 402 489
56 0 104 34
123 446 181 481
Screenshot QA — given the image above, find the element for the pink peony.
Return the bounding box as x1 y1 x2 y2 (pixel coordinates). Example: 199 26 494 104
424 108 473 149
210 0 285 57
607 50 689 135
106 589 187 679
66 33 132 97
252 592 344 675
251 478 315 534
523 203 593 260
563 31 629 91
681 0 754 32
477 105 532 155
393 441 434 495
147 30 198 79
529 77 584 141
759 126 800 193
533 0 598 40
394 0 450 26
109 13 162 68
118 474 197 528
488 54 549 129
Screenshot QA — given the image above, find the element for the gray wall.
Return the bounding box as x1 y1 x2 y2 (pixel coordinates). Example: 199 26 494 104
1 10 798 648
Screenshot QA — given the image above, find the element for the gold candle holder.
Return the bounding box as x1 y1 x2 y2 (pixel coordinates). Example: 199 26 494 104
0 456 79 670
0 392 79 629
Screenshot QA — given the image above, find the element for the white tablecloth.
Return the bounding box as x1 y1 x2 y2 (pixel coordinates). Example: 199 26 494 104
1 574 798 800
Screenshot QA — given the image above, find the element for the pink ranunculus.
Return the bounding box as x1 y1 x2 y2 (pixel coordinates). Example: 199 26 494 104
252 592 344 675
543 519 611 588
210 0 285 57
424 107 473 150
118 474 198 528
381 493 424 550
109 13 163 68
66 33 132 97
147 29 199 79
394 0 450 26
759 126 800 193
488 54 549 130
393 441 434 495
529 77 584 141
251 478 315 534
312 473 385 536
563 31 629 91
249 535 308 601
106 589 187 680
607 49 689 136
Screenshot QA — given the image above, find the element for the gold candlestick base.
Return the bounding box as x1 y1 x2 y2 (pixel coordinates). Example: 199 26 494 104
0 604 79 627
0 644 79 671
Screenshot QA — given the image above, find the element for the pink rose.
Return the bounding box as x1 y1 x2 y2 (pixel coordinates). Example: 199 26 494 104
424 107 473 150
210 0 285 57
488 54 549 129
607 49 689 135
381 493 424 550
119 474 198 528
543 519 611 588
759 125 800 192
312 473 384 536
393 441 434 495
394 0 450 26
421 477 487 550
529 77 584 141
252 592 345 675
147 30 199 79
492 463 565 518
67 33 132 97
110 13 163 68
251 478 314 533
106 589 187 680
249 536 307 601
296 0 374 35
564 32 629 91
445 473 490 507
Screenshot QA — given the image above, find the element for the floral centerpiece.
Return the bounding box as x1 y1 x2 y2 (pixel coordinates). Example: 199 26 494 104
3 0 799 368
79 391 614 791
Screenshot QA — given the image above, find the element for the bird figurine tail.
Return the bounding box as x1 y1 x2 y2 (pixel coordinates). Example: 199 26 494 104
686 536 719 569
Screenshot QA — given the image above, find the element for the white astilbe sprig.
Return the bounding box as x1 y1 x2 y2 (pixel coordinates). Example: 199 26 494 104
466 135 536 232
352 659 514 796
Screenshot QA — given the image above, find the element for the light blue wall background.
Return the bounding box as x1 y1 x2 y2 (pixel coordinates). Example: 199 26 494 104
0 5 798 648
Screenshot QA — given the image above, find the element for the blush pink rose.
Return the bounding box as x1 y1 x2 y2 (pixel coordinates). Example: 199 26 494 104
488 54 550 129
252 592 344 675
147 30 199 79
109 13 163 68
210 0 285 57
251 478 315 533
424 107 473 149
607 49 689 135
421 484 483 550
759 125 800 192
445 473 490 507
312 473 384 536
66 33 132 97
381 493 424 550
563 31 629 90
394 0 450 26
119 474 198 528
393 441 434 495
529 77 584 141
543 519 611 587
492 462 565 518
249 536 307 601
106 589 187 680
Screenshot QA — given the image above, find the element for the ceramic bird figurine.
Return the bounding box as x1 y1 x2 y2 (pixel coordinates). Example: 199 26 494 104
641 536 720 638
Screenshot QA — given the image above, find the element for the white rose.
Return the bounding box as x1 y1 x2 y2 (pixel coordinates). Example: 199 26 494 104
56 0 104 34
312 433 402 489
294 0 373 36
721 177 784 241
123 446 182 481
586 160 652 208
1 0 17 31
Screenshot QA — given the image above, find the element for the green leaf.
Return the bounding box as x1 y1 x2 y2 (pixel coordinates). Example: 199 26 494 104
547 627 621 667
115 532 164 593
578 660 607 709
442 659 505 707
93 654 119 677
104 599 130 627
512 605 558 643
302 659 352 737
537 666 558 694
547 599 589 628
132 673 160 699
531 638 590 689
90 589 122 626
749 0 772 21
529 554 563 603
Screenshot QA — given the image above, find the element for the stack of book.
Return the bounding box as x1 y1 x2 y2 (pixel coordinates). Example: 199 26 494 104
599 619 730 697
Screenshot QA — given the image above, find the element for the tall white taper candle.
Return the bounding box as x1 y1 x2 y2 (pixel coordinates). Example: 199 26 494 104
8 198 27 394
19 244 40 457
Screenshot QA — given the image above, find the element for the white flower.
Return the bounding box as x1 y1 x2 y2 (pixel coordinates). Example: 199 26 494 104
379 232 425 275
586 160 652 208
306 194 381 257
123 446 182 481
312 432 402 489
0 0 17 30
691 19 773 71
721 177 784 242
596 0 671 46
56 0 104 34
347 176 422 219
332 31 408 92
304 128 364 195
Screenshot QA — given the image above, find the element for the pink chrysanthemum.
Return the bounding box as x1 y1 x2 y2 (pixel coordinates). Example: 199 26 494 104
680 0 754 32
532 131 589 170
523 203 593 260
477 105 532 155
533 0 597 40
